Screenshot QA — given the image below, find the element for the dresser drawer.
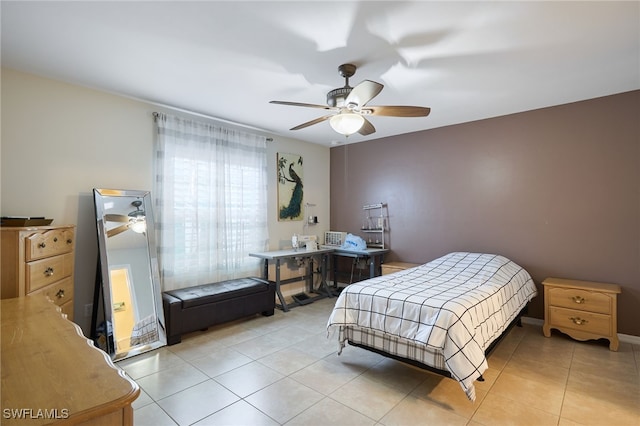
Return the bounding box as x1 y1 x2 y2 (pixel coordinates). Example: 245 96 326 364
28 276 73 307
549 306 612 336
547 286 611 314
26 253 74 293
25 228 75 261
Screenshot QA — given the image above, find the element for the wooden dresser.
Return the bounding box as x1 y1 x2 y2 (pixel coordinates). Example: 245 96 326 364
1 225 75 320
381 261 420 275
542 277 621 351
1 296 140 425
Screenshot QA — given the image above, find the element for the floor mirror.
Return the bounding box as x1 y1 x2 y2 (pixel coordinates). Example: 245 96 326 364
91 188 167 361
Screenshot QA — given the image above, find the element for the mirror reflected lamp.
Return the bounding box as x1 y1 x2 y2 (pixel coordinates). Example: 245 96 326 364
90 188 167 361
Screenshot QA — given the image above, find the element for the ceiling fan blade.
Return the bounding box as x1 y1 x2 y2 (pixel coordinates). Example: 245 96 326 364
358 117 376 136
345 80 384 108
290 114 334 131
270 100 336 111
105 214 129 223
107 224 129 238
366 105 431 117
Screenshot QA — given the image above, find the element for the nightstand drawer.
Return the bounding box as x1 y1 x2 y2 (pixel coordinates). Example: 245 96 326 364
549 306 611 336
547 286 611 314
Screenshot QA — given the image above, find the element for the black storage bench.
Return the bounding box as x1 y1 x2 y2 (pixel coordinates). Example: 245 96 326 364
162 277 275 345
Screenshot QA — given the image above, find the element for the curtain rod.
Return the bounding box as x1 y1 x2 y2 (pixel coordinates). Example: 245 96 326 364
151 110 273 142
110 87 274 141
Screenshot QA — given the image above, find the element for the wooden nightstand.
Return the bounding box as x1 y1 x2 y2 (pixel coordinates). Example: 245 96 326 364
542 277 621 351
381 261 420 275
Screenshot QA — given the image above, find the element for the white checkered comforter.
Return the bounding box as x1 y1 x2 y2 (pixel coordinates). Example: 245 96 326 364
327 252 537 401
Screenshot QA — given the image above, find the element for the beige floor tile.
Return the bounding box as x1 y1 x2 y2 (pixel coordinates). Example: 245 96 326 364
472 393 559 426
502 353 570 387
570 342 639 384
360 358 429 394
214 360 284 397
473 367 500 391
411 374 486 419
290 357 366 395
117 346 186 379
135 362 209 400
134 402 178 426
190 347 253 378
131 388 154 409
285 397 376 426
561 388 640 425
324 343 387 370
380 394 468 426
329 374 410 421
486 343 513 371
490 371 565 415
512 333 575 369
193 400 279 426
566 368 640 411
205 321 263 347
166 334 228 361
157 379 239 425
245 377 324 424
230 325 309 359
258 346 323 375
294 331 339 358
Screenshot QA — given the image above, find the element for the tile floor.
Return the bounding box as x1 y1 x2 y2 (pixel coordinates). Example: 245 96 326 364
120 297 640 426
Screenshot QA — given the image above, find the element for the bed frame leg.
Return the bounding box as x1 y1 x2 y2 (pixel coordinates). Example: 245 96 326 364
477 375 485 382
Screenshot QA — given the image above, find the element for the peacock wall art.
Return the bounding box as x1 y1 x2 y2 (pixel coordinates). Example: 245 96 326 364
277 152 304 221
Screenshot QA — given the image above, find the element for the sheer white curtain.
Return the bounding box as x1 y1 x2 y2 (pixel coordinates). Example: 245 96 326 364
153 113 268 291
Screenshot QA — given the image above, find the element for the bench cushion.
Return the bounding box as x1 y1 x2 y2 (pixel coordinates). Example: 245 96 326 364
165 277 270 309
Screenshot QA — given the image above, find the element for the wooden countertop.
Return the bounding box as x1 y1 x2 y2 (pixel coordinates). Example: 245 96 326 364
1 296 139 425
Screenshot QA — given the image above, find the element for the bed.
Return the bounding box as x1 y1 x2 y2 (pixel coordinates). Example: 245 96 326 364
326 251 538 401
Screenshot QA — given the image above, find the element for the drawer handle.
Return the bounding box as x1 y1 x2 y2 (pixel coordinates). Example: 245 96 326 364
67 239 73 245
39 242 46 248
53 237 58 242
56 289 65 299
570 317 588 326
44 267 54 277
572 296 586 304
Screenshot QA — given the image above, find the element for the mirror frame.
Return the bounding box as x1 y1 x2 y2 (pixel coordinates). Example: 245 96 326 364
93 188 167 360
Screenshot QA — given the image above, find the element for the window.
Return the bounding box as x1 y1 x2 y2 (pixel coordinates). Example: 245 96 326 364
153 113 268 291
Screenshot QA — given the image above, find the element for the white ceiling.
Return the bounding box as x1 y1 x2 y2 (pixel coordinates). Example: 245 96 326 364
2 1 639 146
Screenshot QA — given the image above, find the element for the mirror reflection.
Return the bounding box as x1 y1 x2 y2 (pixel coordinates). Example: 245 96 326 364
92 188 166 360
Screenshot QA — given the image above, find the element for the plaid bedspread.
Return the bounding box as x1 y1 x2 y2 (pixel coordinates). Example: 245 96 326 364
327 252 537 401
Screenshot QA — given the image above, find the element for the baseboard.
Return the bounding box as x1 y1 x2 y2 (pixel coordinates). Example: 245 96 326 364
521 316 640 345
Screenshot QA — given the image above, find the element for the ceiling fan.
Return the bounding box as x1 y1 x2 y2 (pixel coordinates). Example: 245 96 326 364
104 200 146 238
270 63 431 137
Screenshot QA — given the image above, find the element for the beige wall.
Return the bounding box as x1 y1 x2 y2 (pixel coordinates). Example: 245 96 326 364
1 68 330 335
330 90 640 337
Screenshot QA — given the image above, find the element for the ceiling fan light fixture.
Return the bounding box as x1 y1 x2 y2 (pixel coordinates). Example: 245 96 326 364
330 112 364 136
129 216 146 234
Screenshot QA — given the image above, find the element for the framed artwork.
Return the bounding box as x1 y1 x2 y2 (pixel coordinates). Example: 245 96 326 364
277 152 303 221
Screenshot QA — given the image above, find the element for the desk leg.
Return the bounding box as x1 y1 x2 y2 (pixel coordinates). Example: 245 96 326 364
369 256 376 279
275 259 288 312
332 254 338 288
262 259 269 281
308 258 314 293
320 253 333 297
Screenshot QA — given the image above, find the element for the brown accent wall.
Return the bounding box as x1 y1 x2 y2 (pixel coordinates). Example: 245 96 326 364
330 90 640 337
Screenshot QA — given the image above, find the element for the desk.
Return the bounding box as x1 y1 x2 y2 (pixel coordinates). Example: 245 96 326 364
324 247 389 288
249 248 334 311
1 296 139 425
